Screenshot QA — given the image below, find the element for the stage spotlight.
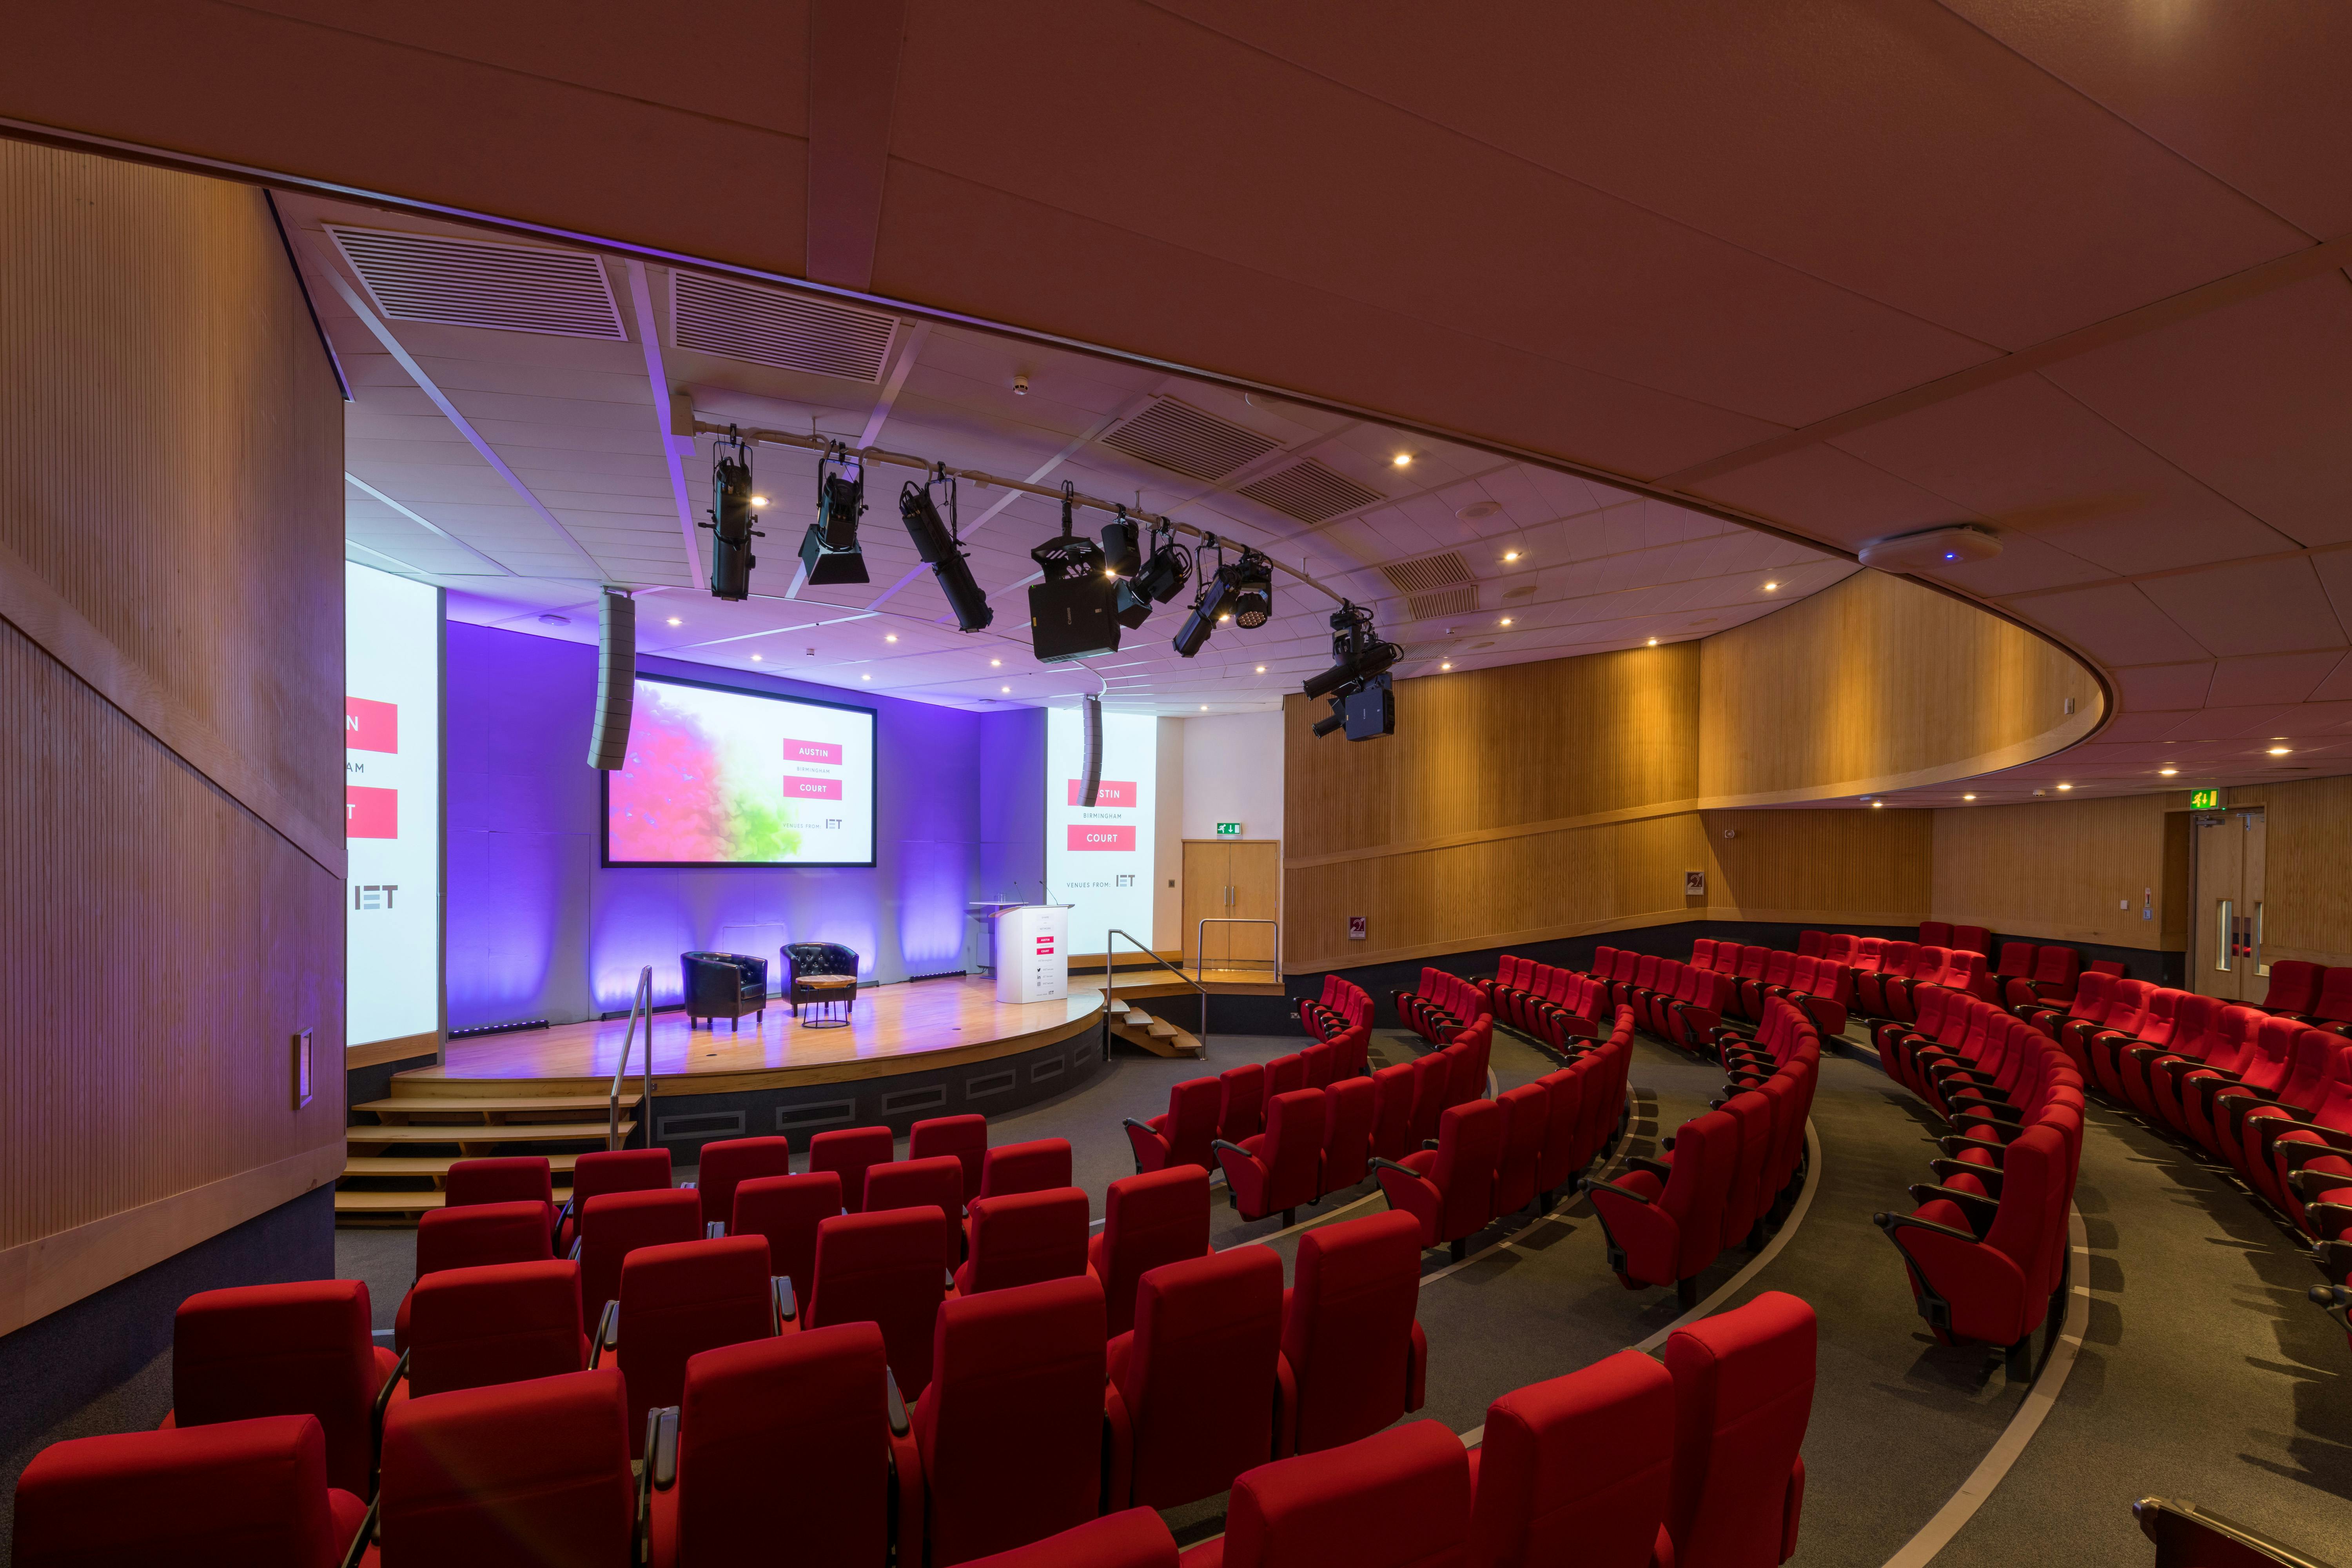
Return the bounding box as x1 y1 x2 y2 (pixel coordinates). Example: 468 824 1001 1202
798 445 871 586
1229 551 1273 628
702 426 762 600
1302 601 1399 701
1118 521 1192 630
1172 566 1234 658
1029 485 1120 662
897 472 993 632
1101 509 1142 579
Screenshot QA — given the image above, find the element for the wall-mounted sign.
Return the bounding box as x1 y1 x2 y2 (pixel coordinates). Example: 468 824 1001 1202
1215 821 1243 837
2189 789 2220 810
1684 871 1707 897
1347 915 1367 941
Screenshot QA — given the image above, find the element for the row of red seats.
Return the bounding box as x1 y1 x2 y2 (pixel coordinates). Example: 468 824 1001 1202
945 1290 1817 1568
1375 1011 1641 1260
1685 941 1850 1033
1299 974 1371 1040
1127 1031 1375 1172
1481 956 1610 1047
1592 943 1849 1041
1391 967 1493 1044
16 1286 1816 1568
1873 990 2084 1377
1913 919 1993 956
1803 928 2098 1017
1586 998 1821 1305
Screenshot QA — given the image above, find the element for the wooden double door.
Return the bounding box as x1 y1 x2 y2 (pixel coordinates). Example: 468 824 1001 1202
2192 808 2268 1002
1182 839 1281 974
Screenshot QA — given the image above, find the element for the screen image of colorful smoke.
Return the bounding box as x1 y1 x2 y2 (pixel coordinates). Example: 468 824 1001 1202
603 676 877 866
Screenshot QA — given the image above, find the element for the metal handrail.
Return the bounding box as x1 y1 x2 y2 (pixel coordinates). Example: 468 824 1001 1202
1194 918 1280 982
1104 928 1210 1056
609 965 652 1150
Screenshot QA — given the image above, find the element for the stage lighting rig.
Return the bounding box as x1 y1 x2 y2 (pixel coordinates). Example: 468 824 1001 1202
1028 483 1120 662
799 443 871 586
1171 537 1234 658
1117 518 1192 630
898 466 993 632
1304 601 1401 741
1101 507 1142 579
702 426 763 600
1229 550 1273 628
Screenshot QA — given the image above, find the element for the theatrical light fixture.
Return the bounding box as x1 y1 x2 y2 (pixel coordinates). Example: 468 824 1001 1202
1304 602 1402 742
702 426 763 601
750 495 769 508
1119 519 1194 631
799 444 871 586
894 470 992 632
1229 551 1274 628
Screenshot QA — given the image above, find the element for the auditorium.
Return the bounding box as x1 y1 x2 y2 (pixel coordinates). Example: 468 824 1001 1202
6 10 2352 1567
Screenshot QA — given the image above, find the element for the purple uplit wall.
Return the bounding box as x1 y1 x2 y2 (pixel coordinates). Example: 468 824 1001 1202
447 623 1028 1028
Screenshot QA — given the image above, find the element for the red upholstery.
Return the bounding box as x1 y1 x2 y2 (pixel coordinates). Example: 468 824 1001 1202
1795 931 1825 958
395 1200 555 1349
980 1137 1074 1200
1218 1089 1327 1224
1532 1067 1587 1204
1278 1210 1428 1454
404 1259 587 1398
1326 1023 1371 1082
910 1114 990 1203
577 1187 702 1326
914 1276 1109 1567
1918 920 1953 947
377 1369 635 1568
1300 1042 1336 1089
166 1280 394 1498
1664 1292 1814 1568
1407 1052 1452 1148
808 1207 951 1397
1109 1247 1284 1509
961 1510 1178 1568
1089 1167 1213 1336
1127 1076 1222 1173
649 1323 911 1568
561 1148 673 1249
1467 1350 1673 1568
2312 967 2352 1029
1378 1098 1504 1254
1369 1061 1416 1162
1319 1076 1379 1196
15 1414 367 1568
1266 1053 1308 1098
444 1156 556 1238
958 1186 1092 1294
1586 1108 1735 1303
1881 1125 2066 1354
810 1127 896 1215
693 1136 794 1230
730 1171 842 1308
1219 1065 1268 1142
866 1155 969 1268
1949 924 1991 956
613 1236 776 1455
1490 1082 1551 1217
2263 959 2325 1017
1199 1420 1470 1568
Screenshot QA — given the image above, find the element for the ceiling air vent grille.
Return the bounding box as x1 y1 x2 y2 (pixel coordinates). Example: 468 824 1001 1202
671 271 898 381
1237 460 1383 524
1379 552 1473 594
1101 399 1279 481
327 226 626 339
1406 586 1480 621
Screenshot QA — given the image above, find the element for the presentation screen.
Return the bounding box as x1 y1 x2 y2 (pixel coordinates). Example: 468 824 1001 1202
345 562 442 1048
1045 706 1157 958
604 676 877 867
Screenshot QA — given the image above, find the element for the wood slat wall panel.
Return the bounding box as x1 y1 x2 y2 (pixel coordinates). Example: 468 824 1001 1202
2229 777 2352 966
0 141 344 1334
1930 795 2171 951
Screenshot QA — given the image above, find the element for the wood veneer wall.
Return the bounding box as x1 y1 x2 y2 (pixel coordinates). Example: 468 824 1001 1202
2221 777 2352 967
0 141 346 1336
1929 794 2172 951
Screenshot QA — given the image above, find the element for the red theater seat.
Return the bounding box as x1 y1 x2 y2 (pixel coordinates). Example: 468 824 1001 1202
979 1138 1074 1200
1220 1063 1269 1142
1090 1167 1213 1336
692 1136 794 1232
1407 1052 1452 1148
1185 1421 1470 1568
729 1171 840 1309
444 1156 557 1240
806 1207 951 1397
1490 1081 1552 1218
1108 1247 1285 1509
2262 959 2325 1020
647 1323 915 1568
958 1186 1092 1294
377 1369 635 1568
575 1187 702 1331
1878 1124 2067 1375
864 1155 969 1269
962 1511 1178 1568
810 1127 897 1215
15 1414 370 1568
910 1114 990 1205
1532 1067 1588 1211
1216 1088 1328 1226
559 1148 673 1251
1585 1108 1736 1307
1949 924 1991 956
394 1200 555 1349
1276 1210 1428 1454
610 1236 780 1455
1467 1349 1675 1568
1126 1076 1221 1174
1663 1291 1815 1568
914 1276 1109 1567
164 1279 397 1500
1319 1076 1379 1196
1266 1053 1308 1098
1376 1098 1504 1261
1370 1061 1418 1163
402 1259 587 1399
1919 920 1953 948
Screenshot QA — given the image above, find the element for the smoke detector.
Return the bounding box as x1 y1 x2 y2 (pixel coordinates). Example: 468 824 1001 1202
1858 524 2002 572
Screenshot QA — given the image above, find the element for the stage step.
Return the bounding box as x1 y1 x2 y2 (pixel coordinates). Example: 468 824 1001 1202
343 1153 585 1184
334 1189 451 1216
353 1093 641 1122
346 1121 632 1145
1109 1008 1203 1059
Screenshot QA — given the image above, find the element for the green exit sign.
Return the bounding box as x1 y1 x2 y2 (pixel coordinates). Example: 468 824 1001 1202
1214 821 1243 837
2189 789 2220 810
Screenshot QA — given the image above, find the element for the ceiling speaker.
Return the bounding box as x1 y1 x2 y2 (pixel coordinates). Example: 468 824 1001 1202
586 589 634 770
1857 524 2002 573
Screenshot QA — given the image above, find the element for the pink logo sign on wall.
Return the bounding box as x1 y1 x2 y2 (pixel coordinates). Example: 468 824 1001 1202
345 697 398 753
784 775 846 800
784 738 844 765
1065 779 1137 806
1067 824 1136 851
346 786 398 838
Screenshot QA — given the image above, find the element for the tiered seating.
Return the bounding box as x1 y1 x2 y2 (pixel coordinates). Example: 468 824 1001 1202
1390 967 1492 1044
1484 955 1610 1047
1585 998 1820 1305
1300 975 1370 1041
1682 941 1851 1035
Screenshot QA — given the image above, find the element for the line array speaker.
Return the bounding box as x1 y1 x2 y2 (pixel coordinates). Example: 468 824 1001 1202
587 588 635 770
1079 693 1103 807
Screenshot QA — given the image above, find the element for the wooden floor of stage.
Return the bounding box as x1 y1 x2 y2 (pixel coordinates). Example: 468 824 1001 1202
396 976 1105 1095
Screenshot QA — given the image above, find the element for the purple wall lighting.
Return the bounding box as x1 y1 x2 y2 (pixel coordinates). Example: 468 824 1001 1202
446 623 1022 1028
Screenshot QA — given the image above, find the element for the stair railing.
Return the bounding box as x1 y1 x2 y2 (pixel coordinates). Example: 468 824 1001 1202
609 965 653 1150
1104 928 1209 1057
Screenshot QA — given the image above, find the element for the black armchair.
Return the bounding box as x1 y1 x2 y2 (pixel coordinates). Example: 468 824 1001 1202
783 942 860 1028
682 952 768 1032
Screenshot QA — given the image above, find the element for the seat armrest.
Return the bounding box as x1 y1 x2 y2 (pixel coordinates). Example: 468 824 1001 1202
568 1236 583 1262
1580 1176 1652 1205
649 1406 680 1489
371 1346 411 1486
772 1275 796 1327
1626 1155 1671 1179
1120 1117 1158 1135
337 1496 380 1568
1369 1156 1423 1180
590 1300 619 1368
1873 1210 1976 1245
2280 1130 2352 1167
886 1368 910 1437
1929 1158 2003 1196
1906 1184 1998 1236
1209 1139 1251 1162
1937 1135 2005 1166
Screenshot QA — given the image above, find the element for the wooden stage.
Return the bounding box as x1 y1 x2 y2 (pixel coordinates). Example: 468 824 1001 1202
397 975 1107 1098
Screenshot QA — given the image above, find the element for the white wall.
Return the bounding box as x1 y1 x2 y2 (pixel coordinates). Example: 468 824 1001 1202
1154 717 1184 951
1180 711 1286 844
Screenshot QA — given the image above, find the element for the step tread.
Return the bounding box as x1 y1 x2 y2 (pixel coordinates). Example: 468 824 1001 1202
357 1094 640 1115
342 1154 590 1180
333 1190 449 1212
347 1121 632 1145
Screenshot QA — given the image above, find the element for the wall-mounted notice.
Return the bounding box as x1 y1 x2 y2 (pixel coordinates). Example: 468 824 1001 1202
1045 706 1158 956
346 562 441 1047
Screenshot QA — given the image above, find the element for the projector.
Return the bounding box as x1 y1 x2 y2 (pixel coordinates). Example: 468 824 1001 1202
1857 524 2001 573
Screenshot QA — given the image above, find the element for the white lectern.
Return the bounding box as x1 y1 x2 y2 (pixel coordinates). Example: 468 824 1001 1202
994 904 1071 1004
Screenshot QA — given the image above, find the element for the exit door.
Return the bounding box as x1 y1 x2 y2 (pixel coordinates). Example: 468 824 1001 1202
2192 809 2267 1003
1182 839 1281 974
